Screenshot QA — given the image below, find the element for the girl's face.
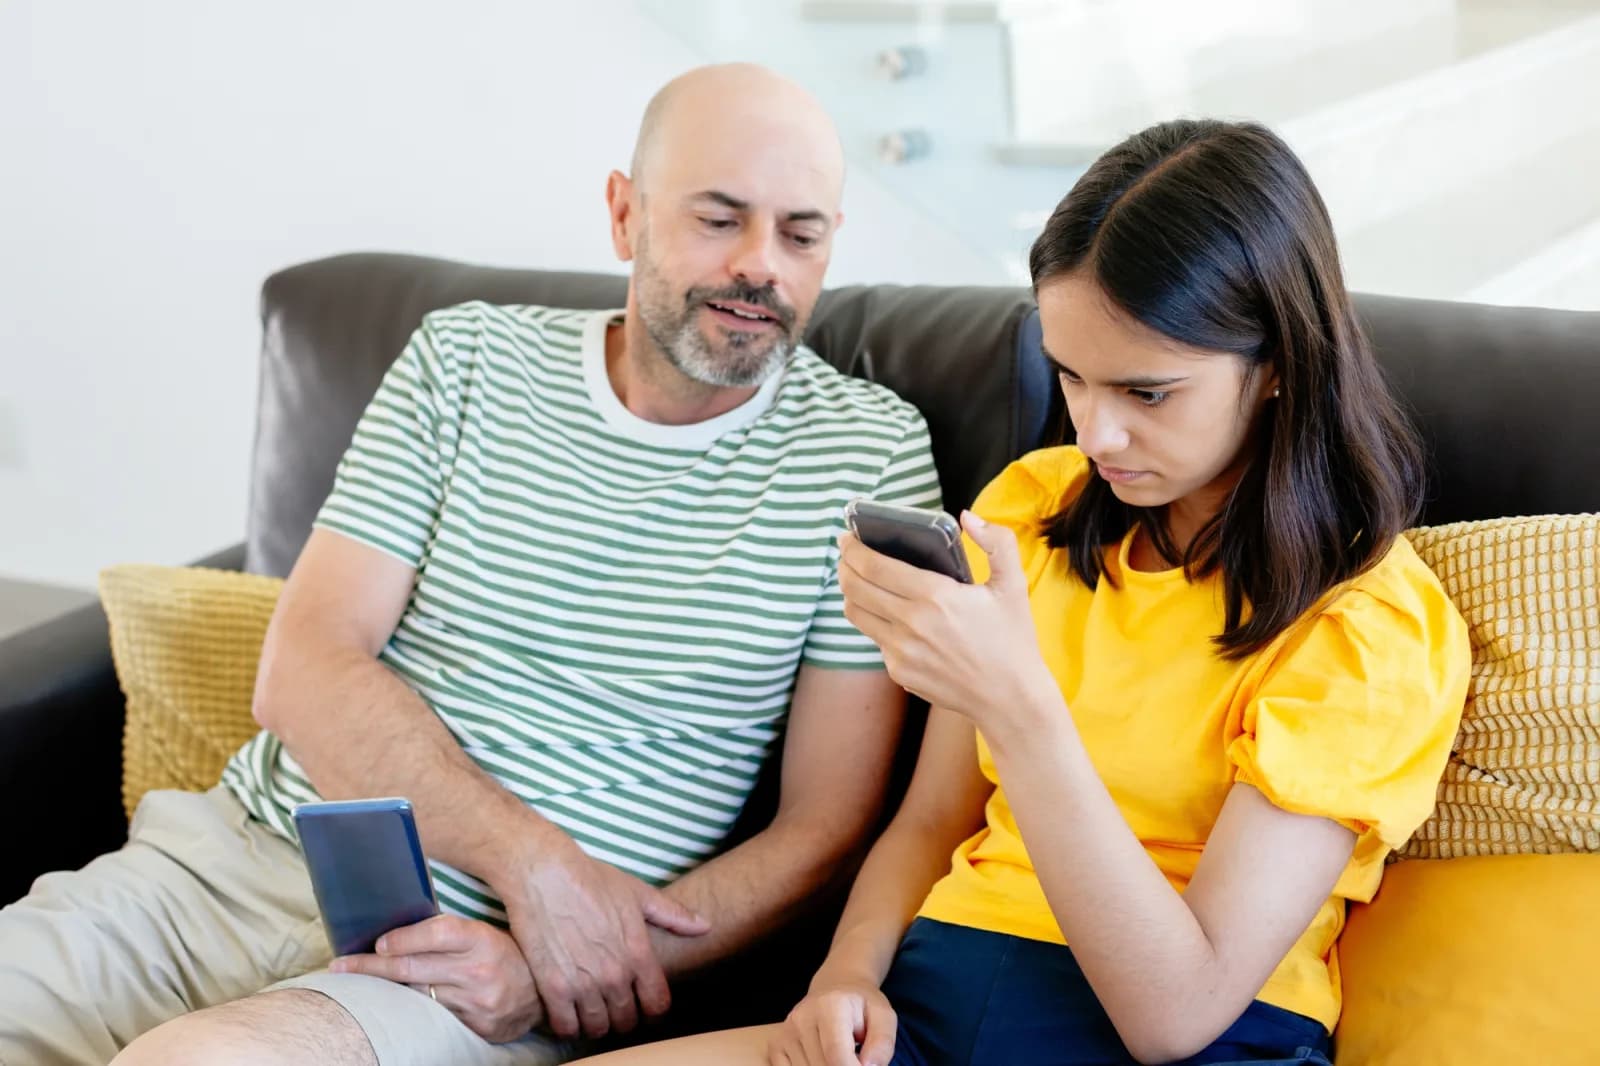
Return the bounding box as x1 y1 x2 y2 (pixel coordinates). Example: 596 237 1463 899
1036 273 1278 535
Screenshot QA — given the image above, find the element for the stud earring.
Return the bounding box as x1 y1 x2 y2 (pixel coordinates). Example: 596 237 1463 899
1272 387 1281 398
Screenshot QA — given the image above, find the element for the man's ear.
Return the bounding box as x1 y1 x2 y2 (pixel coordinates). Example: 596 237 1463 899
605 170 636 263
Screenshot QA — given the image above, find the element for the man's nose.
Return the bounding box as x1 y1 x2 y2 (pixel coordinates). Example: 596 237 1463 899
727 225 779 291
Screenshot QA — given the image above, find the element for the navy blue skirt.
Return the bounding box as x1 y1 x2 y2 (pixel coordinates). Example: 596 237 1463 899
881 919 1333 1066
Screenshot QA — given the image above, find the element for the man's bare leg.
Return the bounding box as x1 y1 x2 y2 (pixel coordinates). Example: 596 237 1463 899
109 989 377 1066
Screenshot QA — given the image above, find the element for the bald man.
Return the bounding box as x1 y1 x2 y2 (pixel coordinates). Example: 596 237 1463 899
0 64 940 1066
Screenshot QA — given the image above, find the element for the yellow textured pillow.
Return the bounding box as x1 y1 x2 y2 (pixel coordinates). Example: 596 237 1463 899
1401 514 1600 858
1336 853 1600 1065
99 564 283 818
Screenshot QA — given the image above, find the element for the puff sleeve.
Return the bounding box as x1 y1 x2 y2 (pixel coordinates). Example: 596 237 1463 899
1228 566 1471 856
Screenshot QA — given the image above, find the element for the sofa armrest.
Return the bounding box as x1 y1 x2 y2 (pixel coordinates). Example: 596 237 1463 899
0 541 247 903
0 601 128 902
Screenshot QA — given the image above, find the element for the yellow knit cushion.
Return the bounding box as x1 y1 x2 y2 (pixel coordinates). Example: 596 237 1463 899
99 564 283 818
1401 514 1600 858
1335 853 1600 1065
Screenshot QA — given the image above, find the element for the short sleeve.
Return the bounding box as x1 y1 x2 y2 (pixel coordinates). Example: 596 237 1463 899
802 414 943 668
963 447 1091 585
312 313 462 568
1227 573 1471 851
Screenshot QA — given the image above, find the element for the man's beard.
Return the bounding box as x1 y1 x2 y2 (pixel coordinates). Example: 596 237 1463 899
634 245 801 389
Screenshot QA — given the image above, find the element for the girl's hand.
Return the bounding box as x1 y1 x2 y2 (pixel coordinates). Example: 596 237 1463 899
837 512 1058 736
768 976 897 1066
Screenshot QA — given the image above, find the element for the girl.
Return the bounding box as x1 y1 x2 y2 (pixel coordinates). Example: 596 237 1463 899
579 119 1470 1066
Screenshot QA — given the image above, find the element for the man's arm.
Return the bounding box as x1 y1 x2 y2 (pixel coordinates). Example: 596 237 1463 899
252 528 550 880
647 662 908 976
254 528 706 1040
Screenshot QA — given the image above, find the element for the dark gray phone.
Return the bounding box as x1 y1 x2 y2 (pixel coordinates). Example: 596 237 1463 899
844 499 973 583
293 797 438 957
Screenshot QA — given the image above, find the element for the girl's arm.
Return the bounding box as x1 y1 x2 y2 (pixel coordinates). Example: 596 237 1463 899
987 706 1353 1064
811 706 992 990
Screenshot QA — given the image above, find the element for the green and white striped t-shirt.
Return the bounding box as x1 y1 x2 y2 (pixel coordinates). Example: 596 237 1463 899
221 300 941 923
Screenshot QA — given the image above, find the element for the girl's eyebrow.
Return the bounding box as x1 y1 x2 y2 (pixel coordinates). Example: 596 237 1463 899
1042 346 1187 389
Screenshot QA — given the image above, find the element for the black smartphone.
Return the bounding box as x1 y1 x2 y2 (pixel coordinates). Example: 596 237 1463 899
292 797 439 957
844 499 973 583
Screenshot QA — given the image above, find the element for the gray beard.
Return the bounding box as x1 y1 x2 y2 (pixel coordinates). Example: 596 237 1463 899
644 311 791 388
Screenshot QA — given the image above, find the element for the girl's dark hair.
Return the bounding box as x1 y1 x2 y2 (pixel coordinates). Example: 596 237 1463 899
1030 119 1424 659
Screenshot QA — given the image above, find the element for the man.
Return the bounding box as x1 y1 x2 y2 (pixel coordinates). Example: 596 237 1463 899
0 63 941 1066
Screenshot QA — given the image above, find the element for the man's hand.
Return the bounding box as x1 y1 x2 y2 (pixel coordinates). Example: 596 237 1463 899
330 916 542 1043
500 833 711 1040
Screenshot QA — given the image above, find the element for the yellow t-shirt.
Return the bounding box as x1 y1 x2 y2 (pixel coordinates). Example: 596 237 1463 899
917 446 1470 1032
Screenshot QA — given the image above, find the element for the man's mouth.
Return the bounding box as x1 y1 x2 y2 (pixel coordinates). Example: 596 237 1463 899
705 300 780 328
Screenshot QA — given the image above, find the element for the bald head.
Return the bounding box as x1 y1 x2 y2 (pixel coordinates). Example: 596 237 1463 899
606 65 845 397
629 63 845 202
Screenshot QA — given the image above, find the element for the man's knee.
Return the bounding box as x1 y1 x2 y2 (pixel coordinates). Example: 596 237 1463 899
110 989 377 1066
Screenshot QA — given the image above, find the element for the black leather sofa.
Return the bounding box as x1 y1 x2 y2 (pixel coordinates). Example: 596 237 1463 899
2 252 1596 1038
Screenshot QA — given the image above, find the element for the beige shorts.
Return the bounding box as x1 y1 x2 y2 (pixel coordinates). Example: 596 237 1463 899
0 787 574 1066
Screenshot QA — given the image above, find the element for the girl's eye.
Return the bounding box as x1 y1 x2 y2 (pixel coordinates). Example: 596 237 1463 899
1057 371 1082 386
1130 389 1170 407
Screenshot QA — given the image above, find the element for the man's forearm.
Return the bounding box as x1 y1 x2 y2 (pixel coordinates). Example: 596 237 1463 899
648 816 861 977
256 642 556 888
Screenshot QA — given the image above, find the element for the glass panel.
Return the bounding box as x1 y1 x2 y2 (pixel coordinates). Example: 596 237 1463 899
638 0 1600 309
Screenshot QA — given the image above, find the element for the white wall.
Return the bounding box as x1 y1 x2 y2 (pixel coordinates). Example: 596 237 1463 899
0 0 995 589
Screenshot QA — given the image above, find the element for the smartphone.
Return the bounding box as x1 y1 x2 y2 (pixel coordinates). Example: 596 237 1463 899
292 797 439 957
844 499 973 584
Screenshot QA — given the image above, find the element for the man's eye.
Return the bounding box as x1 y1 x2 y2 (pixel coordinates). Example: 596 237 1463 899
789 233 819 249
700 217 735 230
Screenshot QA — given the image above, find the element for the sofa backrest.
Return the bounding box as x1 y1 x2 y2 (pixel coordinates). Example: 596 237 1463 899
247 253 1600 577
246 252 1055 575
1353 292 1600 525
